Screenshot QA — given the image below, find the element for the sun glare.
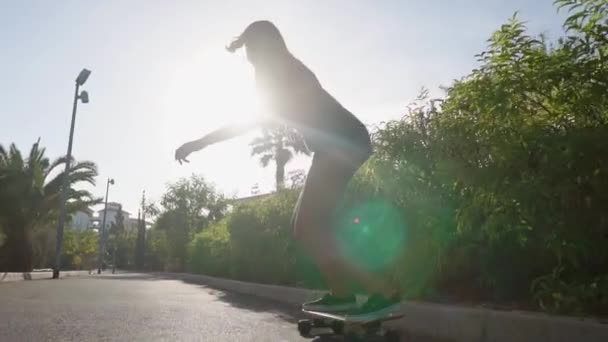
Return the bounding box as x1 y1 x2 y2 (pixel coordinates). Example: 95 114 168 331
163 48 262 136
161 46 273 195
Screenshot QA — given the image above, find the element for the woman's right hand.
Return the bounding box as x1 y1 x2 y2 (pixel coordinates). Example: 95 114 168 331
175 140 204 165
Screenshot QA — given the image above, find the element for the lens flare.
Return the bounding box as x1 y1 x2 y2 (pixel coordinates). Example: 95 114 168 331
335 200 407 272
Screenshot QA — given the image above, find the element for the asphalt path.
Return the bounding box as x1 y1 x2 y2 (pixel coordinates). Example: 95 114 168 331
0 273 313 341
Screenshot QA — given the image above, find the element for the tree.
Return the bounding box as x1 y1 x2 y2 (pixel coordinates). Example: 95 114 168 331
0 140 99 271
288 169 307 190
250 126 310 190
109 204 125 273
63 229 98 270
151 175 228 271
135 191 158 270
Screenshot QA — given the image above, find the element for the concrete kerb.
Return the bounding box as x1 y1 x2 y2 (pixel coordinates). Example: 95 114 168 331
150 271 608 342
149 271 324 305
0 270 92 283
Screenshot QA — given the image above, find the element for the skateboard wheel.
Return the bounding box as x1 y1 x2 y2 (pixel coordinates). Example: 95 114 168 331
297 319 312 337
312 318 325 327
385 330 400 342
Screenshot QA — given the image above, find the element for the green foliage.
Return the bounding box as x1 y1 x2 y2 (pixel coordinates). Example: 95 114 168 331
109 205 125 238
430 1 608 313
109 205 125 270
115 231 137 269
342 1 608 314
62 229 98 270
189 218 230 277
148 174 227 271
188 190 324 288
349 95 459 300
0 140 99 271
224 190 300 285
145 229 168 271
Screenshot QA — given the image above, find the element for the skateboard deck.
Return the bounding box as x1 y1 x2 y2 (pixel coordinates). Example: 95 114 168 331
298 308 404 341
302 308 403 324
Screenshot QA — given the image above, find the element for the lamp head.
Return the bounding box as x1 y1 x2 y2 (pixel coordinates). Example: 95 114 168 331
76 68 91 86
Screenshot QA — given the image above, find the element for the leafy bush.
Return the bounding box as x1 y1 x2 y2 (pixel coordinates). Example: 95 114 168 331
189 218 230 277
149 175 228 272
63 229 98 270
351 0 608 314
189 190 325 288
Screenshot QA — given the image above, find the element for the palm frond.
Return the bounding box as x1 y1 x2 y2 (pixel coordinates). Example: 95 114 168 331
8 143 24 169
250 141 276 156
45 156 70 178
70 160 98 174
0 144 8 165
259 153 274 167
44 160 98 194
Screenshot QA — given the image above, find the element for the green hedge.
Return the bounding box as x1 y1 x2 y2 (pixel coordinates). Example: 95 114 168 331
189 190 325 288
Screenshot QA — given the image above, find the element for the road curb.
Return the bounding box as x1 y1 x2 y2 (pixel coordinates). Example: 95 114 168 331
0 270 92 283
149 271 608 342
149 271 325 305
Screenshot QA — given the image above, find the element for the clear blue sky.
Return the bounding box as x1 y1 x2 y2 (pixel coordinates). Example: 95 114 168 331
1 0 565 214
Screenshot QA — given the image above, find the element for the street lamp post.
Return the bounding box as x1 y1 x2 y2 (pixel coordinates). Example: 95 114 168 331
53 68 91 279
97 178 115 274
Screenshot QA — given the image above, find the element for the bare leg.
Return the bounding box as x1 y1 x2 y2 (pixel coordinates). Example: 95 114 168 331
293 152 395 299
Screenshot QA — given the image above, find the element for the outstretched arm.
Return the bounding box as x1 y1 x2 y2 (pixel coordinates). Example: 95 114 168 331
175 119 271 164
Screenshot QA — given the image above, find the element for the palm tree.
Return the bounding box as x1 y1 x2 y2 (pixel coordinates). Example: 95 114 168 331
0 140 99 272
250 126 310 190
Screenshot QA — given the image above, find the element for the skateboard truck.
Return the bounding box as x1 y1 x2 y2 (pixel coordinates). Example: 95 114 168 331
298 309 403 341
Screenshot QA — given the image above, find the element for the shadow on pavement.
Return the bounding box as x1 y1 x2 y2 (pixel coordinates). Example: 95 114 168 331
212 289 302 323
90 273 450 341
92 272 304 324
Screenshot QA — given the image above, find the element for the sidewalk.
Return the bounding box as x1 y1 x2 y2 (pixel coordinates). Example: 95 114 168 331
0 270 93 283
149 271 608 342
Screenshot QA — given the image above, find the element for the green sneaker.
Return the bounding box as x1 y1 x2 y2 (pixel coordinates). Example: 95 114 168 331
346 294 401 323
302 293 358 313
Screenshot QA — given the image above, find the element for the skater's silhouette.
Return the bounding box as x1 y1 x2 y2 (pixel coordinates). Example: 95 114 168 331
176 21 400 318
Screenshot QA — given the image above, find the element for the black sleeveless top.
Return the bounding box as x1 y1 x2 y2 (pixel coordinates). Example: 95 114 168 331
255 55 371 156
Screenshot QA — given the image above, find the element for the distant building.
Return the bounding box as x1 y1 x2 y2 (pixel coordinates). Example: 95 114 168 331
71 202 152 233
231 192 274 205
94 202 132 232
126 217 152 233
70 208 94 230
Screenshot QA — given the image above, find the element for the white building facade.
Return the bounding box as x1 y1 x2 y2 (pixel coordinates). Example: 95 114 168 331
96 202 132 232
70 202 139 232
70 208 94 230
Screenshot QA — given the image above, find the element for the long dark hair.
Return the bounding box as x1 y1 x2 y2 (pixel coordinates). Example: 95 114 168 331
226 21 288 56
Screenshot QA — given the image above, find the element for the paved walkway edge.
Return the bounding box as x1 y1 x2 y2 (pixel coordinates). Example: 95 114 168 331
0 270 92 283
150 271 608 342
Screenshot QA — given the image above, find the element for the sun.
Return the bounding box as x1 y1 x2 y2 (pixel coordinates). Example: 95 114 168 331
162 46 272 195
163 47 262 135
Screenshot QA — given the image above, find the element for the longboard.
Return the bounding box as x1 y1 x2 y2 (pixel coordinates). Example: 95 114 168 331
298 308 404 341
